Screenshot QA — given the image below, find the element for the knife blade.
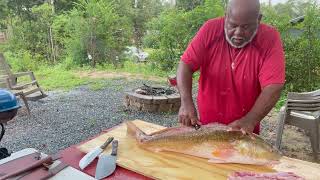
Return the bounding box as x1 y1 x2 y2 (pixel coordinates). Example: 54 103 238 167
95 140 118 180
79 137 114 170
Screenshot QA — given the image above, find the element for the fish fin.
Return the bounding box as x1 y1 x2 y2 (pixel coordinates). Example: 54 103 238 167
125 121 147 141
211 149 234 159
208 159 227 163
148 147 162 153
148 126 193 136
126 121 138 136
148 128 172 136
265 160 280 167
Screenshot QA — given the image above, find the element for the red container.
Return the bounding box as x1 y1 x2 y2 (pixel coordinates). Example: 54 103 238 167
168 76 177 86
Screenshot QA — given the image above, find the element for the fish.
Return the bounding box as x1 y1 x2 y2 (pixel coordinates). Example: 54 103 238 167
126 121 281 166
227 171 305 180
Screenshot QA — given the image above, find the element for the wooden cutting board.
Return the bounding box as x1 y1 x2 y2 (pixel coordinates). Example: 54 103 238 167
78 120 320 180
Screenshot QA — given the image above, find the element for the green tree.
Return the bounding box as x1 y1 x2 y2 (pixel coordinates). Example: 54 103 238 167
176 0 205 11
131 0 163 49
6 0 45 20
64 0 132 67
54 0 78 14
262 1 320 92
144 0 223 71
0 0 9 29
6 3 55 62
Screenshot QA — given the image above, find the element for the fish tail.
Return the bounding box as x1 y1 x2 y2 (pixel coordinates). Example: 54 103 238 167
126 121 147 142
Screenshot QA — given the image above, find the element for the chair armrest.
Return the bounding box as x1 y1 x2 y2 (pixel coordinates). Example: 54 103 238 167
6 71 38 89
294 89 320 96
290 110 320 119
10 80 38 90
288 90 320 100
287 99 320 103
12 72 36 80
313 111 320 118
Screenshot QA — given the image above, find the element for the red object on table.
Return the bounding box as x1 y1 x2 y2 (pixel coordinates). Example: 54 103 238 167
59 126 153 180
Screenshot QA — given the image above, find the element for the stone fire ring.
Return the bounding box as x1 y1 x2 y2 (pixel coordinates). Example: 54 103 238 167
124 90 181 113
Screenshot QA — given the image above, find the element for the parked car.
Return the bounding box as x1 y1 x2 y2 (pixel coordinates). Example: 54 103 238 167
124 46 149 63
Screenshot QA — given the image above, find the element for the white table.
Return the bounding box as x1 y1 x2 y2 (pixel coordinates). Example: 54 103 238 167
0 148 95 180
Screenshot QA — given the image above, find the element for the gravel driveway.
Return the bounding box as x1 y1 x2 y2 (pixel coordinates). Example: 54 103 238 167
1 78 178 155
1 78 317 163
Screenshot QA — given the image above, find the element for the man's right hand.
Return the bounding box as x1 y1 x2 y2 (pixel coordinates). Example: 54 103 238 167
178 102 200 127
176 61 200 127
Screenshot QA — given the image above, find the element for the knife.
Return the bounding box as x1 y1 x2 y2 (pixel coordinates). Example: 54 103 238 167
0 154 60 180
95 140 118 180
194 124 201 130
79 137 114 170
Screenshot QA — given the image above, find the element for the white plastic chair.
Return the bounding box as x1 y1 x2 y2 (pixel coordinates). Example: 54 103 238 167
275 89 320 160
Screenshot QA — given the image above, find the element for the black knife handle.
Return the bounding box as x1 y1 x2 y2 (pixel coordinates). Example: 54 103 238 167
194 124 201 130
111 140 118 156
100 137 114 149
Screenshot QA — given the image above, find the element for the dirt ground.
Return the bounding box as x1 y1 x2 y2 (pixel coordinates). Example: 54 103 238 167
77 71 165 82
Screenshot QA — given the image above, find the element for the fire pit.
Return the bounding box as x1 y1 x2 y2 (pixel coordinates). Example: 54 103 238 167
124 84 181 113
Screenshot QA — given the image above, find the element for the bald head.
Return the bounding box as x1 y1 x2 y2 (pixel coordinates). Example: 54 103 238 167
227 0 260 19
224 0 261 48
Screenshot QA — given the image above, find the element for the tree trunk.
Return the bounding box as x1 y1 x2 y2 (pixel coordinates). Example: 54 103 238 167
49 0 56 63
134 0 138 8
90 18 97 68
49 26 56 63
222 0 228 10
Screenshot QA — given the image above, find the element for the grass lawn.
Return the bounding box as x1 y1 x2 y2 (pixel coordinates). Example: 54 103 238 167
6 57 287 110
30 61 170 91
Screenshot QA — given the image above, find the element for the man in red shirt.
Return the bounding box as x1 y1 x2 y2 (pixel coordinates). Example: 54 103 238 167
177 0 285 135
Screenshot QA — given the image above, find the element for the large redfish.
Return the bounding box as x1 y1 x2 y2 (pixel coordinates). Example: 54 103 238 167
126 121 281 165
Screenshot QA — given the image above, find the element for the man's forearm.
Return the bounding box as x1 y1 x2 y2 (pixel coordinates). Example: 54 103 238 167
177 61 194 105
244 84 284 124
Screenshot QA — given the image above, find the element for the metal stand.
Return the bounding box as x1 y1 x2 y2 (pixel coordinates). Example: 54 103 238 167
0 123 11 159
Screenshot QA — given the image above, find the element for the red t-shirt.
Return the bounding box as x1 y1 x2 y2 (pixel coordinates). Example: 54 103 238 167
181 17 285 133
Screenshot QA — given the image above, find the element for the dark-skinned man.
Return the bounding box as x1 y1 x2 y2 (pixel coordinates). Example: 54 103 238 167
177 0 285 136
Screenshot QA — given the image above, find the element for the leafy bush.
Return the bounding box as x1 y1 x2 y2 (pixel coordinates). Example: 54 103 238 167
144 0 223 71
262 2 320 92
7 4 55 63
1 0 319 94
4 50 42 72
62 0 132 67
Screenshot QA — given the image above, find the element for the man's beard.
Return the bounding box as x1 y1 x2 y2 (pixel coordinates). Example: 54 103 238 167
224 26 258 49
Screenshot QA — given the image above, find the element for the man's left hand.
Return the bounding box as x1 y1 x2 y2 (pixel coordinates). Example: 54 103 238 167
228 117 257 138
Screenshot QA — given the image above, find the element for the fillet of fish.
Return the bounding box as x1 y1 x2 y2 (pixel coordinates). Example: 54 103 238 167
227 171 305 180
126 121 281 165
